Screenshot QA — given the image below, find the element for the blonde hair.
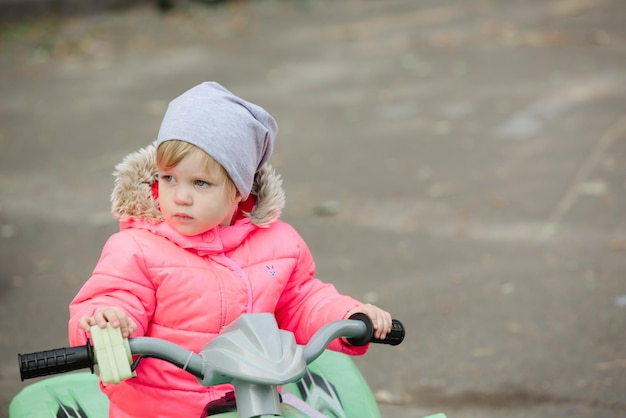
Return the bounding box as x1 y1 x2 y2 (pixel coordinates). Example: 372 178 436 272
156 140 239 197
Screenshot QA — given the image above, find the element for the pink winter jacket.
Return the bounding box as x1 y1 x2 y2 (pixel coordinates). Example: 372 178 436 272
68 143 367 418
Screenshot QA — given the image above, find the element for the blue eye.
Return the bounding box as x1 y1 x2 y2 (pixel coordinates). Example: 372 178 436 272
161 175 174 183
195 180 210 187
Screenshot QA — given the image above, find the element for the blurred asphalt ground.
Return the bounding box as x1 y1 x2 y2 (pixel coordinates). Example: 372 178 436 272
1 1 626 417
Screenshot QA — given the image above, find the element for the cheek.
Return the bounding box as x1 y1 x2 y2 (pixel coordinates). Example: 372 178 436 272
230 189 242 205
231 195 242 207
156 188 173 213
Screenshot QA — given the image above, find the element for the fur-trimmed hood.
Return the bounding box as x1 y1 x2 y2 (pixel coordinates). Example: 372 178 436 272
110 142 285 228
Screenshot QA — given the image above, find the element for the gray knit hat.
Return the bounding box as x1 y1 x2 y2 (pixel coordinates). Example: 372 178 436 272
156 81 278 200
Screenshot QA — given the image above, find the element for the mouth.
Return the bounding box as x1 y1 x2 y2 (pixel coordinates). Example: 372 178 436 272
172 213 194 222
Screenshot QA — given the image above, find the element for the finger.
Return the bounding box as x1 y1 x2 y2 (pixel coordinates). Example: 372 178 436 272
97 309 121 328
383 313 393 336
105 309 125 328
91 312 105 328
382 312 392 331
128 319 137 335
118 317 135 338
375 311 392 339
373 313 385 339
79 317 95 332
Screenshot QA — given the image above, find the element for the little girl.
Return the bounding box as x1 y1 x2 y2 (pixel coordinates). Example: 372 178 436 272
68 81 391 418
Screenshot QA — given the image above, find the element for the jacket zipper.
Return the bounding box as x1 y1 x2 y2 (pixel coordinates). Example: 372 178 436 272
218 253 253 314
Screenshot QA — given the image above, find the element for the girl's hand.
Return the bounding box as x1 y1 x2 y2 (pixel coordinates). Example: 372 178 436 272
78 307 137 338
347 304 392 340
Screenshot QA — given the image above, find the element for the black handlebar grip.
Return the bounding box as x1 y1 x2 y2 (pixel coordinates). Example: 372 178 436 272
347 313 405 346
370 319 405 346
18 342 94 381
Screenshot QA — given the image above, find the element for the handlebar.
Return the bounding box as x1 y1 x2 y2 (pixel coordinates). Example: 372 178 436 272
18 314 405 382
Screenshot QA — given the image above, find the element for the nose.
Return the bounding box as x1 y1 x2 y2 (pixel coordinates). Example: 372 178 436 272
173 186 193 205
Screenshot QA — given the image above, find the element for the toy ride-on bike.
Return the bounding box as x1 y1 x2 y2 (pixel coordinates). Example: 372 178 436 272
10 313 447 418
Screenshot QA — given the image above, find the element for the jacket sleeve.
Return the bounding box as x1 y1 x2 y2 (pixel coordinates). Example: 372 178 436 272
274 228 368 356
68 230 156 346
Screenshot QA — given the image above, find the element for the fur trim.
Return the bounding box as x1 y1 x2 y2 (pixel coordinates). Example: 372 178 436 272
249 164 285 228
111 142 162 223
110 142 285 227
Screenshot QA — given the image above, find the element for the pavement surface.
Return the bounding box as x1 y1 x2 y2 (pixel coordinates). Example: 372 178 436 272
1 1 626 417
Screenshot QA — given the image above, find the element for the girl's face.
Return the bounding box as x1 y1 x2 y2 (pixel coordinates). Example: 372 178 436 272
158 152 241 236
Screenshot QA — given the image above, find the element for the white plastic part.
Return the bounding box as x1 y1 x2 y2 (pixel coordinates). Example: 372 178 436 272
90 324 135 384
